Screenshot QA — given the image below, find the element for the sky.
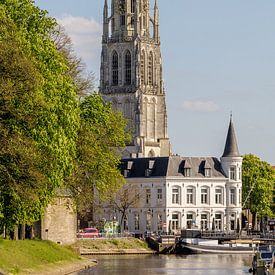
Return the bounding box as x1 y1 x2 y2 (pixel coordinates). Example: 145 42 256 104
35 0 275 165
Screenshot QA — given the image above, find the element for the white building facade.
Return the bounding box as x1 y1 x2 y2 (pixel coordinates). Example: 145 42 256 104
96 120 243 234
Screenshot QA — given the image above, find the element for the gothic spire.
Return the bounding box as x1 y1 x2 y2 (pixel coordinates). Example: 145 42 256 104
222 117 240 157
103 0 109 39
154 0 159 42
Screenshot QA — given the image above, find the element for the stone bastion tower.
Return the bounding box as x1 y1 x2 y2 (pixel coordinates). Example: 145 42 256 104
99 0 171 158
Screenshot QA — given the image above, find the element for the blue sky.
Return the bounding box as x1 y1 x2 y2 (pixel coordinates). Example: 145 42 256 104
35 0 275 165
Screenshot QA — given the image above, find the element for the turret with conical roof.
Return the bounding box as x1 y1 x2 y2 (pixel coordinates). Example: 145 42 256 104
221 117 243 232
221 117 242 179
222 118 240 157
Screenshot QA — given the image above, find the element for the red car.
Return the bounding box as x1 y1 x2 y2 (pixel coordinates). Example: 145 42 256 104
77 227 99 238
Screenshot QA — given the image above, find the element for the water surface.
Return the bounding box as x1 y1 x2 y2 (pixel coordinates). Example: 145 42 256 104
80 254 253 275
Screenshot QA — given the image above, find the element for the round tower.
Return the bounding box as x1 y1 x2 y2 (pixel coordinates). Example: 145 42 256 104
221 117 243 232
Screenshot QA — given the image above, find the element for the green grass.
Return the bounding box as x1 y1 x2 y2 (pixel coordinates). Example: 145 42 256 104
72 237 150 251
0 240 82 274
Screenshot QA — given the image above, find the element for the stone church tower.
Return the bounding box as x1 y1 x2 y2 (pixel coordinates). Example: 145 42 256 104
99 0 171 158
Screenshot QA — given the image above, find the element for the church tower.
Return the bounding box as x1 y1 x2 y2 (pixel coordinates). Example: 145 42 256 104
99 0 171 158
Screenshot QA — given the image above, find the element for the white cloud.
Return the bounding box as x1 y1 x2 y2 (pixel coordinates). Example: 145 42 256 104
57 15 101 73
182 100 221 113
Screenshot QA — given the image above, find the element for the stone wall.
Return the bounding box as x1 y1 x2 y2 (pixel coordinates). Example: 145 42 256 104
41 196 77 245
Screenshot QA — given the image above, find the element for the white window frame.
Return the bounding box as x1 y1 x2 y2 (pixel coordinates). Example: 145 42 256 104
157 188 163 204
134 213 139 230
146 188 151 205
201 213 208 230
171 213 180 230
172 187 180 204
215 188 223 204
229 166 236 181
204 168 211 177
201 187 208 204
230 188 236 205
187 187 194 204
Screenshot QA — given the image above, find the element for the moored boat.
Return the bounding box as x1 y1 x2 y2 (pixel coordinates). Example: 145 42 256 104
177 240 256 254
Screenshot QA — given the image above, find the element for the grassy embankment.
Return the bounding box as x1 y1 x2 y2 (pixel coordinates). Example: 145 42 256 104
71 237 153 254
0 239 86 274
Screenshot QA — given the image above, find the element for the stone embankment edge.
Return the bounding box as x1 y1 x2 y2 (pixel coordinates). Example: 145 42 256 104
18 259 96 275
80 249 156 256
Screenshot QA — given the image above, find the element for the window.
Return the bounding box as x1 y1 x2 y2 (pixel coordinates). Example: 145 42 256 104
172 187 180 204
186 213 193 229
204 168 211 177
201 214 208 230
184 168 191 177
112 51 118 86
140 51 145 85
215 188 222 204
230 166 236 180
214 214 222 231
125 51 131 85
111 18 115 35
171 213 179 230
187 188 194 204
148 52 153 85
120 15 125 26
134 213 139 230
131 0 135 13
157 214 162 231
146 189 151 204
157 189 163 204
201 188 208 204
230 188 236 205
146 211 152 230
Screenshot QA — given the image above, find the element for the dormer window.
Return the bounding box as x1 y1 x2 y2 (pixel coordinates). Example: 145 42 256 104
204 168 211 177
184 168 191 177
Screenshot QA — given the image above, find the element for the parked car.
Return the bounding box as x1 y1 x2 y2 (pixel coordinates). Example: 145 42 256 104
77 227 99 238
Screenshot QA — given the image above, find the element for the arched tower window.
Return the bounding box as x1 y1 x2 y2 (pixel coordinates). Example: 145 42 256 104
148 52 153 86
125 50 132 85
112 51 118 86
140 50 145 85
131 0 136 13
119 0 126 27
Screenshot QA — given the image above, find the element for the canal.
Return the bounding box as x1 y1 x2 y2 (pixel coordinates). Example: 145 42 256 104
79 254 253 274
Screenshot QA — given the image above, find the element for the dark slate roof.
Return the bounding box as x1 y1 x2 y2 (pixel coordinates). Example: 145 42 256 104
222 119 240 157
120 156 226 178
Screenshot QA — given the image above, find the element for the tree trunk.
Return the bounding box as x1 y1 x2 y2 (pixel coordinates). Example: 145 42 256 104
120 211 126 233
20 223 26 240
252 212 257 231
30 225 34 240
13 225 19 240
3 225 6 239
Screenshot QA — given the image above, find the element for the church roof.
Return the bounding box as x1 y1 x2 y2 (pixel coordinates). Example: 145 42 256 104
120 156 226 178
222 118 240 157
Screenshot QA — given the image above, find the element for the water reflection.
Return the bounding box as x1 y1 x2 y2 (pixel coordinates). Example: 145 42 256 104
79 254 253 275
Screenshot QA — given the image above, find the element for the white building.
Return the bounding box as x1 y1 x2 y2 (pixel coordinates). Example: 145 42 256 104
96 119 242 234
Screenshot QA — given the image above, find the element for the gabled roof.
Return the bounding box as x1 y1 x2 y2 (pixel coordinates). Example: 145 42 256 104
222 118 240 157
120 156 226 178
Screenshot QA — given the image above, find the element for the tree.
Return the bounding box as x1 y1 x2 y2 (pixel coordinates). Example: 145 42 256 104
0 1 80 238
107 183 144 232
68 94 130 218
242 154 275 230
